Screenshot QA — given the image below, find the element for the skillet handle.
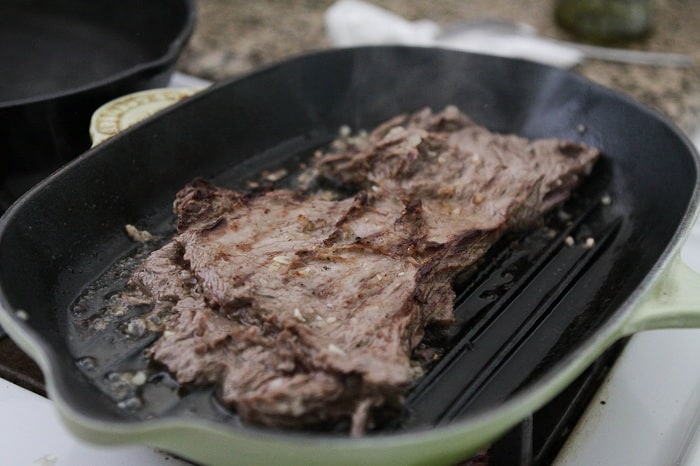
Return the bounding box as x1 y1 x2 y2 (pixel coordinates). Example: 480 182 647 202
89 87 201 146
624 253 700 334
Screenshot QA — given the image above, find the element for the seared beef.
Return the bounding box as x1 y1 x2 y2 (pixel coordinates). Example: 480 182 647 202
126 106 599 434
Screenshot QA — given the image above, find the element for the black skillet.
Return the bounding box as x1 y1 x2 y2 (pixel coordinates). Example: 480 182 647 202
1 47 700 466
0 0 195 197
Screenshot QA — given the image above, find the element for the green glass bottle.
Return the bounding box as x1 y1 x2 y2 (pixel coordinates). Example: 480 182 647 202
554 0 654 43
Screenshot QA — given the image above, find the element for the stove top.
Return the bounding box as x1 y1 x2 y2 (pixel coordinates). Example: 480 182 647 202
0 377 190 465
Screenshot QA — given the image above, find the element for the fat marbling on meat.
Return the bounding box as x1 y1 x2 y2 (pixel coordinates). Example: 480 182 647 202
126 106 599 435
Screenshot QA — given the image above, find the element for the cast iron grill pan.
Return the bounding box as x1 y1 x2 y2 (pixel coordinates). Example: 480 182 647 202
0 47 693 439
65 128 623 434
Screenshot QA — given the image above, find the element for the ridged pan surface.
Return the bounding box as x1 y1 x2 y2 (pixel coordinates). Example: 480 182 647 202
0 47 697 463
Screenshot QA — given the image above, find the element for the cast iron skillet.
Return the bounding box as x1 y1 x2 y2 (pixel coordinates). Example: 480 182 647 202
1 47 700 466
0 0 195 196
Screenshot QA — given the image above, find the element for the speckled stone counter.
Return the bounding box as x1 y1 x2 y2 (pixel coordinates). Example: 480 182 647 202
176 0 700 134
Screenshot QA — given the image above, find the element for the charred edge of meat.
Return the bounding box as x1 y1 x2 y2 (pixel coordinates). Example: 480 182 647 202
176 178 305 232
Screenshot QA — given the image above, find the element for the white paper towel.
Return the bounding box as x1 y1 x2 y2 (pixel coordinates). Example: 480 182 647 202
324 0 583 68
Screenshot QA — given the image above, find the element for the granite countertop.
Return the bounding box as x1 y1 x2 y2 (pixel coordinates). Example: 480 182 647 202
176 0 700 135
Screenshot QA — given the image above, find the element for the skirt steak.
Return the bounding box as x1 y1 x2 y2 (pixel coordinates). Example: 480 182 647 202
124 106 599 434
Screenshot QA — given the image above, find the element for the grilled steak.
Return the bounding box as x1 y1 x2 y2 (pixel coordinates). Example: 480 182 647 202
125 106 599 435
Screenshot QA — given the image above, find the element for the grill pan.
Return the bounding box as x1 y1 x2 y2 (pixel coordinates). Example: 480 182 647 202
0 0 195 195
1 46 700 465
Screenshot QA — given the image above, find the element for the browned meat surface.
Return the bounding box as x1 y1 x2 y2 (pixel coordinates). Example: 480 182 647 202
125 106 599 434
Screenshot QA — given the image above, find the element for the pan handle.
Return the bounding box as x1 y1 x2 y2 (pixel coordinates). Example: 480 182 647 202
623 253 700 334
89 87 202 146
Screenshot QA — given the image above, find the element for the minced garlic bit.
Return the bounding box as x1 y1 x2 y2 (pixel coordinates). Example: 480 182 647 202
406 133 422 147
564 236 575 247
131 371 147 386
126 318 147 337
437 152 451 164
262 168 288 182
125 224 153 243
601 194 612 206
584 237 596 249
327 344 346 355
314 317 327 327
15 309 28 321
293 308 306 322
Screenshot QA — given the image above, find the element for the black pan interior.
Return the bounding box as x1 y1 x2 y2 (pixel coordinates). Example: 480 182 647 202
0 0 189 102
0 47 696 434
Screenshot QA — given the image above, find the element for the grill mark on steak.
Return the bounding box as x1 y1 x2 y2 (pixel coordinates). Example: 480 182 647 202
124 106 599 435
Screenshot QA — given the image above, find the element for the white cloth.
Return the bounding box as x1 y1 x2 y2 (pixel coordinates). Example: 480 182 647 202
324 0 583 68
